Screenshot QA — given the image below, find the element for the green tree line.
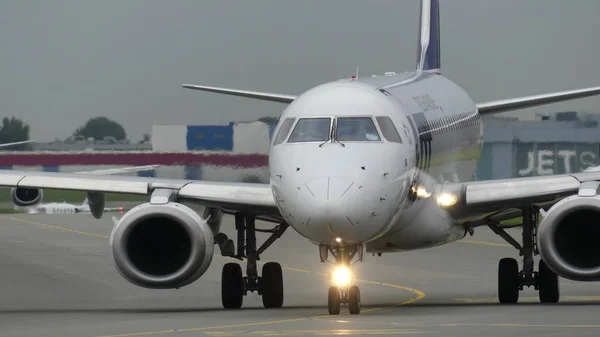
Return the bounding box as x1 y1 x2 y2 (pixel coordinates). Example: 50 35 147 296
0 116 133 150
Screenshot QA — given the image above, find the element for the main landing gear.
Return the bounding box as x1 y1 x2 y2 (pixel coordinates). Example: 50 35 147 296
320 243 363 315
487 206 559 304
216 213 289 309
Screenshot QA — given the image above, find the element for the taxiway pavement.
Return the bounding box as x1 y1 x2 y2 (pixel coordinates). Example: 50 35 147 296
0 213 599 337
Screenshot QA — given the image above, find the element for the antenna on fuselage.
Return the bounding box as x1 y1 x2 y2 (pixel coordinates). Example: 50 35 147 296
349 67 359 81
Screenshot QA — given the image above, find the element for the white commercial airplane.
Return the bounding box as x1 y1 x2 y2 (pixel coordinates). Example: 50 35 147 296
24 198 124 214
3 0 600 315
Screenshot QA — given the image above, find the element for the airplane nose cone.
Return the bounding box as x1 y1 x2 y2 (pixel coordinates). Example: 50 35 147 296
294 176 385 243
304 177 355 203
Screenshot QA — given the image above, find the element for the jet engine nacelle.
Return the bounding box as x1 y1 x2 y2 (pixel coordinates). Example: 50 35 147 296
110 202 214 289
11 187 43 207
538 194 600 281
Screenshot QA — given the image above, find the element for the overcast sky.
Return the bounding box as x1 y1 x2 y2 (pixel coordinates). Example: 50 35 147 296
1 0 600 142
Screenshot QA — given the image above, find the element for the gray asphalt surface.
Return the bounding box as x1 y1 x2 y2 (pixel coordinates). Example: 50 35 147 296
0 213 599 337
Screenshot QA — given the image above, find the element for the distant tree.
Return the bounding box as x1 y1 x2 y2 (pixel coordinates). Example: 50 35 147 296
142 133 151 142
258 116 279 126
73 117 127 141
0 117 31 150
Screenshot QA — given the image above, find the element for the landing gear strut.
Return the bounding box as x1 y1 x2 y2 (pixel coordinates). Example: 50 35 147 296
219 213 289 309
322 244 363 315
488 206 560 304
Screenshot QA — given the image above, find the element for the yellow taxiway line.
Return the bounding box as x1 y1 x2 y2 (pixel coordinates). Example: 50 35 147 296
0 215 426 337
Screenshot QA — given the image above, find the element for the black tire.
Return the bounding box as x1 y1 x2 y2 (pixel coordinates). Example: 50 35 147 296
328 286 341 315
262 262 284 308
348 285 361 315
222 263 244 309
538 259 560 303
498 258 520 304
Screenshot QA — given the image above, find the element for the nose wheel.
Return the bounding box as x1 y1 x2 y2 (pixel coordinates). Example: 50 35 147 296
328 285 361 315
321 244 364 315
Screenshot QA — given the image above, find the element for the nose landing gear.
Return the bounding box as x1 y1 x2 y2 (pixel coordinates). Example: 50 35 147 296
321 243 364 315
328 284 361 315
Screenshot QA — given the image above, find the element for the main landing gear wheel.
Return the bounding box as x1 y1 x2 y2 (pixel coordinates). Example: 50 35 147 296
538 260 559 303
218 214 289 310
328 286 341 315
498 258 519 304
348 285 361 315
261 262 284 308
222 263 243 309
488 206 560 304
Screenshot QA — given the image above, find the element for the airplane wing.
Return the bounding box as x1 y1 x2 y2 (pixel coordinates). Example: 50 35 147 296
583 165 600 172
2 167 600 226
0 140 34 149
181 83 600 116
182 84 296 104
74 164 161 175
182 84 600 116
0 170 280 220
439 170 600 227
475 86 600 115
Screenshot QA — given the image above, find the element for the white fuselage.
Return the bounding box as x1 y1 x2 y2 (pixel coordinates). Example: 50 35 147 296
269 72 482 251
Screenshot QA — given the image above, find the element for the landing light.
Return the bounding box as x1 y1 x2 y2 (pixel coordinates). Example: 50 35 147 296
331 265 352 287
437 193 458 207
335 237 342 243
416 186 431 198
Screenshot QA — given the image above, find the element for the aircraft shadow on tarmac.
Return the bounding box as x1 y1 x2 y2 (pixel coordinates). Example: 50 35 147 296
1 300 599 314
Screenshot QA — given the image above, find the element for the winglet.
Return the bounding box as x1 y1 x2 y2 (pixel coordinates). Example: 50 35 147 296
182 84 296 104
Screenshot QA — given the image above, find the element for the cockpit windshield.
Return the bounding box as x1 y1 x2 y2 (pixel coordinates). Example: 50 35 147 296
288 118 331 143
336 117 381 142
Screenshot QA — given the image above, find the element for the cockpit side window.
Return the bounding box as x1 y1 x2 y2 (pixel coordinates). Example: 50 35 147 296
375 116 403 143
336 117 381 142
288 118 331 143
273 118 296 145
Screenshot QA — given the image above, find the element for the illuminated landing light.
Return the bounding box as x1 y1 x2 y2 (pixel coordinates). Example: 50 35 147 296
331 265 352 287
335 237 342 243
437 193 458 207
416 186 431 198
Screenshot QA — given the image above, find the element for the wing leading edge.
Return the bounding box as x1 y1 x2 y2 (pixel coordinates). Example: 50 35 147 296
475 86 600 115
0 169 279 217
439 170 600 225
0 168 599 226
181 84 296 104
182 82 600 116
